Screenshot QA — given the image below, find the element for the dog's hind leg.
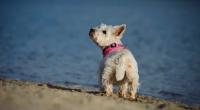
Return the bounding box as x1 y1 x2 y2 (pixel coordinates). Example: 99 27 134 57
101 68 115 97
126 75 139 99
125 61 140 100
118 82 128 98
128 80 139 99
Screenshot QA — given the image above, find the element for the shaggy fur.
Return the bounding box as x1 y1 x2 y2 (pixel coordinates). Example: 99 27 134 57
89 23 140 99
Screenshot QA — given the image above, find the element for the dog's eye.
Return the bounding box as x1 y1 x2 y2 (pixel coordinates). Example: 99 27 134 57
102 30 106 34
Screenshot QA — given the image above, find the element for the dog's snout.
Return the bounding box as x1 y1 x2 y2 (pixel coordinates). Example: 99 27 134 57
89 28 95 36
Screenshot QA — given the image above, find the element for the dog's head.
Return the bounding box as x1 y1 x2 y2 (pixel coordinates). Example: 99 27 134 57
89 23 126 49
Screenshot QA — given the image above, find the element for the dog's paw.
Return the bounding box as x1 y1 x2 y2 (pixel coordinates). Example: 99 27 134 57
106 91 113 97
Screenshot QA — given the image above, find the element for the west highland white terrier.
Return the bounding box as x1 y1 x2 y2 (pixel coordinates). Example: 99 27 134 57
89 23 139 99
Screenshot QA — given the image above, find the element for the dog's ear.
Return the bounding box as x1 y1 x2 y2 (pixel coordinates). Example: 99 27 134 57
114 24 126 38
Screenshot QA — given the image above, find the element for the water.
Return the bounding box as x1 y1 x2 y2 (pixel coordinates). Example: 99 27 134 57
0 0 200 105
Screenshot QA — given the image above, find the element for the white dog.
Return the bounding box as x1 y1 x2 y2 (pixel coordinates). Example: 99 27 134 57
89 23 139 99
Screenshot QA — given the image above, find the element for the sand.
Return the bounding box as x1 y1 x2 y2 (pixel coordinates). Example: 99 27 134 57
0 78 199 110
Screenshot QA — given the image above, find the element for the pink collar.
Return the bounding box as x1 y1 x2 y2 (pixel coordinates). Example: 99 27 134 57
102 43 127 58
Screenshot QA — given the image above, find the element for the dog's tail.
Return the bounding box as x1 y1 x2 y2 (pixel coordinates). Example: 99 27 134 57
116 54 126 81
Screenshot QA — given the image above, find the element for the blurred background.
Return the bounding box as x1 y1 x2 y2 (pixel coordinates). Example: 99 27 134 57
0 0 200 104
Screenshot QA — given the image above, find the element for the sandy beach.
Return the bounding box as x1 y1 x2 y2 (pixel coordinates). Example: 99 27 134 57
0 78 199 110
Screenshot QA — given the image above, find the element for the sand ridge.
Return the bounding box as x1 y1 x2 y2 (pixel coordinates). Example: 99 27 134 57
0 78 199 110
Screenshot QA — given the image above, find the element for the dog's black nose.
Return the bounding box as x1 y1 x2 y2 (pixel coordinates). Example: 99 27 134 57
89 28 95 36
90 28 95 33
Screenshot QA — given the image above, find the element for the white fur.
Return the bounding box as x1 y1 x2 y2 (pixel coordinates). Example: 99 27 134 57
89 23 140 99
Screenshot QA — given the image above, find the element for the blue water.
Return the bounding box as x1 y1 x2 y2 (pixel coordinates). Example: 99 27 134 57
0 0 200 105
